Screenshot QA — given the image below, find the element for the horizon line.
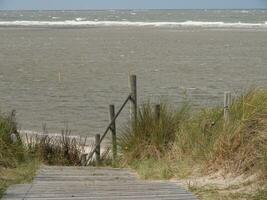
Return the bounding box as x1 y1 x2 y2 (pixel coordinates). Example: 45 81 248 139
0 8 267 11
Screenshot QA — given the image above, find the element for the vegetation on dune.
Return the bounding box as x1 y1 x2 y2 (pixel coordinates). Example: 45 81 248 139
118 89 267 199
0 111 39 198
175 89 267 177
0 159 39 198
1 88 267 199
0 112 86 198
118 103 190 163
189 185 267 200
26 127 85 166
0 110 24 168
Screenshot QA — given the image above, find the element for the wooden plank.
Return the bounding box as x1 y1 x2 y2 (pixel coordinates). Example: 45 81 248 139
3 166 197 200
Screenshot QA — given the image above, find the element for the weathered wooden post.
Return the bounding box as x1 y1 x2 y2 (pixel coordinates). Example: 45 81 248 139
155 104 161 121
95 134 101 166
81 153 87 166
224 91 231 126
129 75 137 124
109 104 117 163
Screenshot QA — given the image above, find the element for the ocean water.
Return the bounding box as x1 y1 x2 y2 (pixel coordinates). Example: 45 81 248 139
0 10 267 136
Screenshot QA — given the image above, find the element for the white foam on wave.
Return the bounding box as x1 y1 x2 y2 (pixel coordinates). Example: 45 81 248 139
0 20 267 28
20 129 70 138
75 17 86 21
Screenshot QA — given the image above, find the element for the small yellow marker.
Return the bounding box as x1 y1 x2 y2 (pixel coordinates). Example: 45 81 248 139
58 72 61 82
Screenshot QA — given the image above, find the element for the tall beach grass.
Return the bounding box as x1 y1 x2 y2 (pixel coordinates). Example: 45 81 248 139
0 110 26 168
118 89 267 199
0 110 39 198
0 112 89 197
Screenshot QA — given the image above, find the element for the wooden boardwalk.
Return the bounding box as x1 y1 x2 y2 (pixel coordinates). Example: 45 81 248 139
3 166 197 200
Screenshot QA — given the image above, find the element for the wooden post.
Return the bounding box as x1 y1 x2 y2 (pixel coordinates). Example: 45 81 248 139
224 91 231 126
81 153 87 166
155 104 161 121
95 134 101 166
109 104 117 163
130 75 137 124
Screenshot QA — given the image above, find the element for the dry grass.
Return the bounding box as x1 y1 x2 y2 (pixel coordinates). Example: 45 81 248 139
0 110 39 198
0 159 39 198
24 124 95 166
0 111 91 197
188 184 267 200
0 110 26 168
118 102 189 164
174 89 267 177
118 89 267 199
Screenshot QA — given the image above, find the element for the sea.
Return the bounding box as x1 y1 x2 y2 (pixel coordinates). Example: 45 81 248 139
0 10 266 137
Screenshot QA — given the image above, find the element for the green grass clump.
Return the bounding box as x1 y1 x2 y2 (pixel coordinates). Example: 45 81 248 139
0 111 88 197
252 186 267 200
0 159 39 198
0 110 39 198
188 184 267 200
130 158 173 179
118 102 189 164
175 89 267 176
118 89 267 198
0 110 26 168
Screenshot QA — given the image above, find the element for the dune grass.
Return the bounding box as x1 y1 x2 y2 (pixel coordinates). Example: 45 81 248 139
0 110 39 198
118 89 267 199
118 102 190 163
0 158 39 198
189 185 267 200
1 89 267 199
172 89 267 178
26 127 86 166
0 111 88 198
0 110 25 169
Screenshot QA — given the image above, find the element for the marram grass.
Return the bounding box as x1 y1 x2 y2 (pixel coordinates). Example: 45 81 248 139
118 102 190 164
118 89 267 199
0 110 26 168
0 110 39 198
0 111 88 197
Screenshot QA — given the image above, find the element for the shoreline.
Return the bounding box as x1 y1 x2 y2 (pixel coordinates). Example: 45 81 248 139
19 130 108 156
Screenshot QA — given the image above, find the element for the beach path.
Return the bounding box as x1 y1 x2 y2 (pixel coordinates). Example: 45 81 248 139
3 165 197 200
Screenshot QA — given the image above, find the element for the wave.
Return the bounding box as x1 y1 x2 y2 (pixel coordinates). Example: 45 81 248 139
75 17 86 21
0 20 267 28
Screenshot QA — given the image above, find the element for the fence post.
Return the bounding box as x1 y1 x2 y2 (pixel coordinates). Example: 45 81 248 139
130 75 137 124
95 134 101 166
109 104 117 163
155 104 161 121
224 91 231 126
81 153 87 166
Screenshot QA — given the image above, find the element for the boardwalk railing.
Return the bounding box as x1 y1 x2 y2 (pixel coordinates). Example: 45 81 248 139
85 75 137 166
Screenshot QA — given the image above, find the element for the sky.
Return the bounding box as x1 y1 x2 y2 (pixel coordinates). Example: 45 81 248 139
0 0 267 10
